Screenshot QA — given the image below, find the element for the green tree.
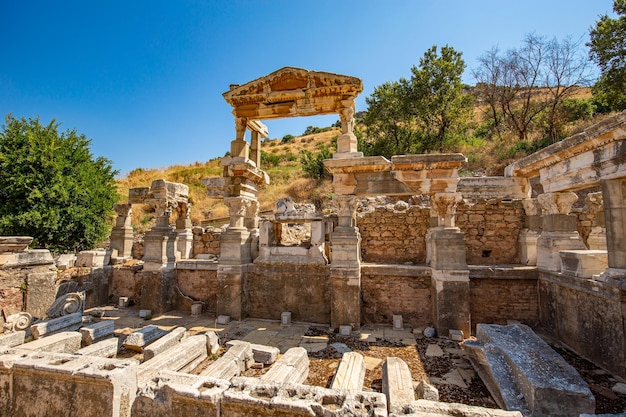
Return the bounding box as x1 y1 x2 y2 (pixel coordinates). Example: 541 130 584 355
299 142 333 180
362 45 473 156
0 115 119 252
588 0 626 111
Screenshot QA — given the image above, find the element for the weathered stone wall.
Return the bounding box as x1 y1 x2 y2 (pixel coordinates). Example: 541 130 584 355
192 227 222 257
457 200 525 265
469 267 538 330
538 271 625 378
361 264 431 328
110 266 143 306
247 262 330 323
175 268 218 313
358 205 430 264
57 266 111 309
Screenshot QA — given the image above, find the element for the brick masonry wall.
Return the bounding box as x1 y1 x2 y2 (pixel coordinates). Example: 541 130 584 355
457 200 525 265
361 265 432 328
358 205 430 264
192 227 222 257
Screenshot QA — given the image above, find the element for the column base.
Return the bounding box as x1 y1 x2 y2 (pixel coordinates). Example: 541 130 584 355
536 232 586 272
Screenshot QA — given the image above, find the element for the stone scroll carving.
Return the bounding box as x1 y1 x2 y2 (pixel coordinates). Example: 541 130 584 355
46 291 85 318
3 312 33 332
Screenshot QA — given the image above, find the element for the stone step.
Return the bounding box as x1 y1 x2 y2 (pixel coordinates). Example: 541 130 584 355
30 312 83 339
260 346 309 384
122 325 167 352
137 335 207 386
464 323 595 416
382 356 415 414
201 341 253 380
226 339 279 365
142 327 186 360
330 351 366 391
18 331 82 354
80 320 115 346
77 337 119 358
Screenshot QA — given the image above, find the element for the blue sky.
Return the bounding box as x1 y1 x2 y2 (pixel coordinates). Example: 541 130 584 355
1 1 615 176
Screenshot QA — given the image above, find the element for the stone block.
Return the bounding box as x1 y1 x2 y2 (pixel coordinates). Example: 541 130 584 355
217 315 230 325
223 377 388 417
339 325 352 336
75 250 108 267
118 297 129 307
80 320 115 345
201 341 253 380
393 314 403 330
123 325 167 352
19 331 82 354
0 236 33 253
330 352 365 391
560 250 608 278
261 346 309 384
30 312 83 339
449 329 464 342
139 309 151 318
382 357 415 413
415 381 439 401
463 323 595 416
138 335 207 386
0 249 54 268
142 327 186 361
55 254 76 271
12 352 137 417
404 399 522 416
281 311 291 325
190 303 202 316
0 330 25 349
77 337 119 358
24 271 57 318
226 340 279 365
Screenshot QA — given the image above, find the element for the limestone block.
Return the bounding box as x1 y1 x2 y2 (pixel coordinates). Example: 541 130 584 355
382 357 415 413
449 329 464 342
138 335 207 386
142 327 186 361
77 337 119 358
261 347 309 384
205 331 220 355
12 352 137 417
19 331 82 354
131 370 229 417
393 315 403 330
415 381 439 401
463 323 595 416
536 231 586 272
0 236 33 253
560 250 608 278
0 249 54 268
30 312 83 339
201 341 253 380
123 325 167 352
223 376 387 417
75 250 108 267
55 254 76 270
403 399 522 416
226 340 278 365
330 352 365 391
24 271 57 318
80 320 115 345
0 330 25 349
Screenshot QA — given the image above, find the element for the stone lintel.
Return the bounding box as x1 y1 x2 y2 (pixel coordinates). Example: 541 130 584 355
457 176 531 200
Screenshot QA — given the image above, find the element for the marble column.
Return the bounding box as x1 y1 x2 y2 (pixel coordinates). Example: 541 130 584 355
519 198 543 265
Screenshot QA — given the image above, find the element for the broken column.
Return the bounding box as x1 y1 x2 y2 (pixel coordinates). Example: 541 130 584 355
175 201 193 260
109 203 134 260
597 178 626 281
330 194 362 330
519 198 542 265
429 192 470 337
536 192 586 272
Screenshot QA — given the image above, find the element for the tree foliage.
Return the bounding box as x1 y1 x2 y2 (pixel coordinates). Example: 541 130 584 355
362 45 473 157
299 142 333 180
588 0 626 110
0 115 119 252
473 34 594 142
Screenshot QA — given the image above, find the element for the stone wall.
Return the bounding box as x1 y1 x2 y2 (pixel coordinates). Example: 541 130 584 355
192 227 222 257
110 266 143 306
538 271 626 378
57 266 111 309
361 264 431 328
457 200 525 265
247 262 330 323
358 204 430 264
468 267 538 331
175 268 218 314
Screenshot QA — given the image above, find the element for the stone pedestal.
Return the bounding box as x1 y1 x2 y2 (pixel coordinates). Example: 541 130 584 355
175 228 193 260
329 226 361 330
519 229 540 265
536 215 586 272
142 226 178 271
219 228 252 265
141 269 176 314
216 264 247 321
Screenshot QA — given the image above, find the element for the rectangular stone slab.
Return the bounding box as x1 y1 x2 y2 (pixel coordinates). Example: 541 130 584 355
0 330 25 349
137 335 207 386
30 312 83 339
201 342 253 380
122 325 167 352
330 351 366 391
80 320 115 345
77 337 119 358
18 331 82 354
382 356 415 413
464 323 595 416
226 339 279 365
142 327 186 360
261 346 309 384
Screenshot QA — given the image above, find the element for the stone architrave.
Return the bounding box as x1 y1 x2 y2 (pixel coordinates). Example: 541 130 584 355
109 203 133 259
536 192 586 272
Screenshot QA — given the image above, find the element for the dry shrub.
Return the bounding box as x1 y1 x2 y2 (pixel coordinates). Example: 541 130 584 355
286 178 318 202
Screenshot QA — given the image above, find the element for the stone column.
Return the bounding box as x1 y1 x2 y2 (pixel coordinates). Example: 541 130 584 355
428 193 470 337
250 130 261 168
109 203 133 259
143 200 178 270
536 192 586 272
584 192 607 251
175 202 193 260
245 199 260 261
330 195 361 330
333 100 363 159
230 117 249 159
602 178 626 272
519 198 543 265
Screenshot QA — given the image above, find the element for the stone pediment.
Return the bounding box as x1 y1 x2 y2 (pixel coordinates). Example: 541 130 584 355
223 67 363 120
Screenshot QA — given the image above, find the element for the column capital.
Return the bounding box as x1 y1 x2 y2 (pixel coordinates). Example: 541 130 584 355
430 192 462 227
538 191 578 215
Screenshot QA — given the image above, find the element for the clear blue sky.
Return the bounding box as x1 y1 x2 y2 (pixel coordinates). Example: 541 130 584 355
0 1 615 176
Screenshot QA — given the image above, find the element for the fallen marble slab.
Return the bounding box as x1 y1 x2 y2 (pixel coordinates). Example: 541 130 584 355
330 351 365 391
142 327 186 361
80 320 114 345
261 346 309 384
226 339 279 365
18 331 82 354
382 356 415 414
30 312 83 339
0 330 25 349
77 337 119 358
123 325 167 352
201 341 253 380
137 335 207 386
463 323 595 416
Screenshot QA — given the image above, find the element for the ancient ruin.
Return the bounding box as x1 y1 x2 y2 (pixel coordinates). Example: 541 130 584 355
1 67 626 416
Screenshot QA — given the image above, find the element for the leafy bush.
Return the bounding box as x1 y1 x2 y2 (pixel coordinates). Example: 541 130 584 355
260 150 281 167
281 134 295 144
299 143 333 180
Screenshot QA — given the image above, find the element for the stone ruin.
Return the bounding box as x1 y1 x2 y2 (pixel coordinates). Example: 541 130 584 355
1 67 626 416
